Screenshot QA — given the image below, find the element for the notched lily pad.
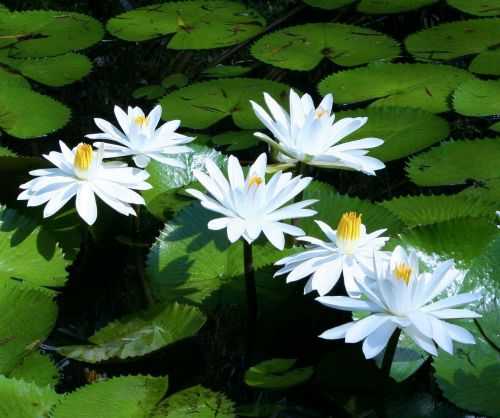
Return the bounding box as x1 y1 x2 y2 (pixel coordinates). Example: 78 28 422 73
452 79 500 117
251 23 399 71
106 1 265 49
245 358 313 389
447 0 500 16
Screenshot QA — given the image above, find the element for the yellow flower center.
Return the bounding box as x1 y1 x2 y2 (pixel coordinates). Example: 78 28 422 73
248 175 263 188
394 263 412 285
73 143 93 180
316 107 327 119
134 115 148 127
336 212 362 254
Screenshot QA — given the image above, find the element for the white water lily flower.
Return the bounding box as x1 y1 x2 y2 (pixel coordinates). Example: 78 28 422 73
317 246 481 359
275 212 389 297
86 105 194 168
18 141 151 225
250 89 385 175
186 153 317 250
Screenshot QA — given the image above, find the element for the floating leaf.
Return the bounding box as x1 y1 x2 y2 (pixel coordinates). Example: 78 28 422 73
447 0 500 17
0 10 104 58
0 86 70 138
202 65 251 78
0 205 68 287
318 63 475 113
489 121 500 132
146 203 295 305
0 279 58 375
303 0 354 10
161 73 189 89
302 182 404 238
381 194 497 227
337 107 449 161
151 385 236 417
159 78 292 129
374 345 426 383
0 52 92 86
405 19 500 76
211 130 260 151
0 376 60 418
245 358 313 389
8 352 59 387
57 303 206 363
106 1 265 49
385 393 468 418
358 0 438 13
0 67 30 88
469 48 500 76
132 85 166 100
251 23 399 71
51 375 168 418
0 145 15 156
406 139 500 200
433 332 500 417
452 79 500 117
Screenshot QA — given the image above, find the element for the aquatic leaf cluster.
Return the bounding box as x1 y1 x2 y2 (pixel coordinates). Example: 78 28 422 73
0 0 498 417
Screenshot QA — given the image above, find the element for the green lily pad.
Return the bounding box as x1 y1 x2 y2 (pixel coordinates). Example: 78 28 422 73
106 1 265 49
151 385 236 417
159 78 292 129
146 203 295 305
0 86 70 138
381 194 497 227
385 393 469 418
447 0 500 16
251 23 399 71
433 332 500 417
57 303 206 363
51 375 168 418
0 376 60 418
375 346 426 383
245 359 313 389
337 107 449 162
8 351 59 387
452 79 500 117
358 0 438 13
406 139 500 201
405 19 500 76
202 65 251 78
161 73 189 89
0 67 30 88
302 182 404 238
0 279 58 375
318 63 475 113
0 145 15 157
0 10 104 58
489 121 500 132
469 49 500 76
0 52 92 87
132 85 167 100
0 205 68 287
211 130 260 151
303 0 354 10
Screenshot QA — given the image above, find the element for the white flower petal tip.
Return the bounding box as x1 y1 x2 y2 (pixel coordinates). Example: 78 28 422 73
276 212 389 298
316 245 482 359
18 141 151 225
87 105 194 168
186 153 315 249
250 89 384 173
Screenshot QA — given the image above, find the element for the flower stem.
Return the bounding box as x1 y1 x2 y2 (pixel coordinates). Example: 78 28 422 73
381 328 401 378
243 240 257 360
133 204 155 306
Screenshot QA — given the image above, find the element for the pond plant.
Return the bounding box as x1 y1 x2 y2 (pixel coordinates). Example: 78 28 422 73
0 0 498 417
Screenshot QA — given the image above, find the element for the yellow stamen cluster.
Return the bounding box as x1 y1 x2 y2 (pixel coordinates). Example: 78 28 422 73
73 143 93 179
134 115 148 127
337 212 361 242
316 107 327 119
248 175 263 188
394 263 412 285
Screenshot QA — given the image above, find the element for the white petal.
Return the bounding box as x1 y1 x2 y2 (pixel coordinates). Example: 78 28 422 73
404 325 438 356
319 322 354 340
431 309 481 319
316 296 381 312
132 154 151 168
76 183 98 225
207 217 231 230
227 218 246 243
422 293 481 313
441 322 476 345
261 222 285 250
362 320 398 359
43 182 80 218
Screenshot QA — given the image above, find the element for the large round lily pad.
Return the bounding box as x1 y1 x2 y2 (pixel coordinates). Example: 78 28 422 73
159 78 292 129
452 79 500 117
405 19 500 76
318 63 475 113
251 23 399 71
0 10 104 58
106 1 265 49
447 0 500 16
336 107 449 162
358 0 438 13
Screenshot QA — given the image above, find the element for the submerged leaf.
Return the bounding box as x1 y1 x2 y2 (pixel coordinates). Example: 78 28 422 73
245 358 314 389
251 23 399 71
57 303 206 363
318 63 476 113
